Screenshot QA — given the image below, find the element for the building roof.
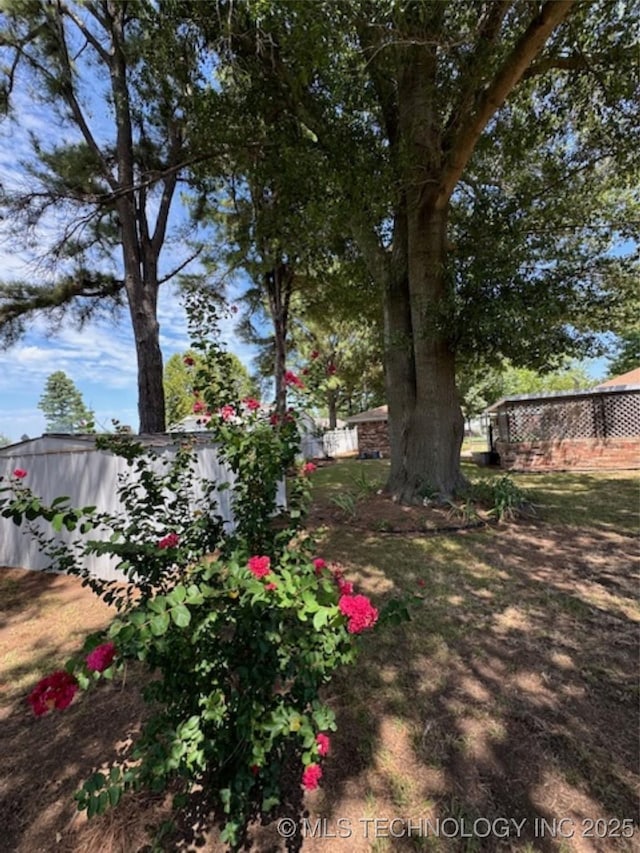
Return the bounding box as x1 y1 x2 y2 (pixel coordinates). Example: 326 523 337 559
347 405 388 423
484 381 640 413
595 367 640 388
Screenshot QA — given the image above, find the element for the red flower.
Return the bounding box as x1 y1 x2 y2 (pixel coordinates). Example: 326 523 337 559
284 370 305 389
251 764 260 776
242 397 261 411
302 763 323 791
302 462 317 475
302 368 309 376
219 404 236 421
316 733 331 756
86 641 116 673
269 412 280 426
417 578 426 588
248 555 271 579
28 670 78 716
193 400 206 414
265 581 277 591
337 577 353 596
312 558 326 576
158 532 180 549
183 355 195 366
326 363 337 375
13 469 27 479
338 594 379 634
310 350 319 360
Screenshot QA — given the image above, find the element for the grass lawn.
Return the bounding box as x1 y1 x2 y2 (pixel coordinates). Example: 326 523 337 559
1 460 638 851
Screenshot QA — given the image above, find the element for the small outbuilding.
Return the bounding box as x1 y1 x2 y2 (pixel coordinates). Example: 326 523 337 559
347 405 389 457
485 371 640 471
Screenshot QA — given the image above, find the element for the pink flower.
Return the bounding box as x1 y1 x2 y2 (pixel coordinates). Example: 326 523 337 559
337 577 354 596
284 370 305 389
242 397 261 411
27 671 78 716
248 555 271 579
13 469 27 479
193 400 206 414
312 558 327 576
220 404 236 421
338 594 379 634
302 763 323 791
265 582 277 591
302 462 317 475
86 641 116 673
158 532 180 549
183 355 195 366
316 733 331 757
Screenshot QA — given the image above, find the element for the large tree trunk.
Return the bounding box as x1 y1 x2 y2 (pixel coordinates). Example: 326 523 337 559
126 281 165 434
382 33 466 502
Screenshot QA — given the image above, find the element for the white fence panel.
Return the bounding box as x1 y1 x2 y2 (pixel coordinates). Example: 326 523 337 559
323 427 358 457
0 439 286 581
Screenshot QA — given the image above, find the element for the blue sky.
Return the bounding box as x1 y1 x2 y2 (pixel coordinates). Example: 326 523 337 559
0 280 258 442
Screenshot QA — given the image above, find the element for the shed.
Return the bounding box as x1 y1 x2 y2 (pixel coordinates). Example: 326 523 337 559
347 405 389 457
485 376 640 471
0 433 285 580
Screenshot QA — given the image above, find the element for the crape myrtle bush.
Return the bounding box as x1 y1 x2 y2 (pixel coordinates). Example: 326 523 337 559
0 296 410 848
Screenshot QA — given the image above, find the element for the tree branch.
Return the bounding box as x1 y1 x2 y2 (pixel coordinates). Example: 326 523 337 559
439 1 575 206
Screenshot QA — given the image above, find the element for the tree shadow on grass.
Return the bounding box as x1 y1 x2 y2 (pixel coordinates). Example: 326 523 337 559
297 521 639 852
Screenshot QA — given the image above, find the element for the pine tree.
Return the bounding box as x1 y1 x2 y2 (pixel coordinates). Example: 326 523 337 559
37 372 94 434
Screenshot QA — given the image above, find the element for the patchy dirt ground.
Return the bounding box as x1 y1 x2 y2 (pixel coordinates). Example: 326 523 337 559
306 489 491 533
1 512 638 851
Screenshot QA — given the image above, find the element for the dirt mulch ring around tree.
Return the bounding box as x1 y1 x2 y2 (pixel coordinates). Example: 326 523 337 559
1 516 639 852
306 489 494 533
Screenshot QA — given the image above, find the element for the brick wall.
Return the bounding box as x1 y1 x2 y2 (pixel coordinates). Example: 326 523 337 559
495 437 640 471
357 421 390 457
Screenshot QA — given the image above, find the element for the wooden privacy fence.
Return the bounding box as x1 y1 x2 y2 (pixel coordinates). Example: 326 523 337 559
0 434 286 581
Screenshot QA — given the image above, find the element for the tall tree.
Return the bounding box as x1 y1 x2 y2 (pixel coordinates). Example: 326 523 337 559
38 370 94 433
0 1 211 432
223 1 637 499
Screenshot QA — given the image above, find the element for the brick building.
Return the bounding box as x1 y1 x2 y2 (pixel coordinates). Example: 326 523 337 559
347 405 390 457
486 369 640 471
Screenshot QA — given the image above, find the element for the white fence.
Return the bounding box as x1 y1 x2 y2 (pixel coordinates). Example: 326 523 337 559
0 435 285 581
300 427 358 459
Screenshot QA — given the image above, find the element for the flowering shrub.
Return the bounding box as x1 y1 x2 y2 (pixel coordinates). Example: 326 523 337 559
0 294 411 847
